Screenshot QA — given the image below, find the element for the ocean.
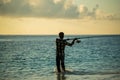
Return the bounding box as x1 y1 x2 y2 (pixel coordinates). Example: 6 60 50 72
0 35 120 80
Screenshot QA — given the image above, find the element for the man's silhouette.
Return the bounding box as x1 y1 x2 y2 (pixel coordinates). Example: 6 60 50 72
56 32 77 73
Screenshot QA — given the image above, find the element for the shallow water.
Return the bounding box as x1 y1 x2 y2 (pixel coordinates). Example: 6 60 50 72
0 35 120 80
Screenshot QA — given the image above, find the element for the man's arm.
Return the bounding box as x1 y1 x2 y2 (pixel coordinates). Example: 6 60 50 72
66 38 77 46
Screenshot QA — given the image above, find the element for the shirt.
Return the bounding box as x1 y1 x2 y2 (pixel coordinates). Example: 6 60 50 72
56 38 71 56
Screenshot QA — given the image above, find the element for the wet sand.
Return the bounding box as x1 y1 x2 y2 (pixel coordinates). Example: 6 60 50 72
4 71 120 80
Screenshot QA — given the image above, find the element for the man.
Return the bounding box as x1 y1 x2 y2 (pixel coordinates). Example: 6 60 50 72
56 32 78 73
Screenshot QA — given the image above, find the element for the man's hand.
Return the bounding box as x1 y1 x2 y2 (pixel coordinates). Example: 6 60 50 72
74 38 81 43
74 38 78 40
76 40 81 43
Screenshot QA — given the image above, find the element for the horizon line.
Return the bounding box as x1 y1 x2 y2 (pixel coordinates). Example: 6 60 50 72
0 34 120 36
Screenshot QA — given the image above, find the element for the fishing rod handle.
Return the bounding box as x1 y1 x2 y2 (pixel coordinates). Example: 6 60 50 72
65 38 80 40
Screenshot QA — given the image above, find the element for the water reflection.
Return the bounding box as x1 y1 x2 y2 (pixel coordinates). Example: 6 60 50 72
57 73 66 80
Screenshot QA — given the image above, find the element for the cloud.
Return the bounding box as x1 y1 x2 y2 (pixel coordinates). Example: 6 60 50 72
0 0 11 4
96 10 120 20
0 0 119 20
0 0 31 16
27 0 40 7
64 0 74 9
78 5 88 18
0 0 79 18
28 0 79 18
53 0 61 4
78 4 120 20
78 4 99 19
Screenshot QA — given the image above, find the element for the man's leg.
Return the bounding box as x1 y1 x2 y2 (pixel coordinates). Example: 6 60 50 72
61 55 65 72
56 55 61 72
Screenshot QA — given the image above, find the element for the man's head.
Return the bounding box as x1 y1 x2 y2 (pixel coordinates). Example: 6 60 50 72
59 32 64 39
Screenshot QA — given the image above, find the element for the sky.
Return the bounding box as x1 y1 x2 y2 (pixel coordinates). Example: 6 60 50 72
0 0 120 35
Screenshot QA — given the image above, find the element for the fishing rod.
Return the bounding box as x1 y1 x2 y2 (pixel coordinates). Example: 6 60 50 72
64 36 104 43
65 35 113 41
65 36 96 40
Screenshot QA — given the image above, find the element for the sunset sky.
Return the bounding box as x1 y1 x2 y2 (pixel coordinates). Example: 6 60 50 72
0 0 120 35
